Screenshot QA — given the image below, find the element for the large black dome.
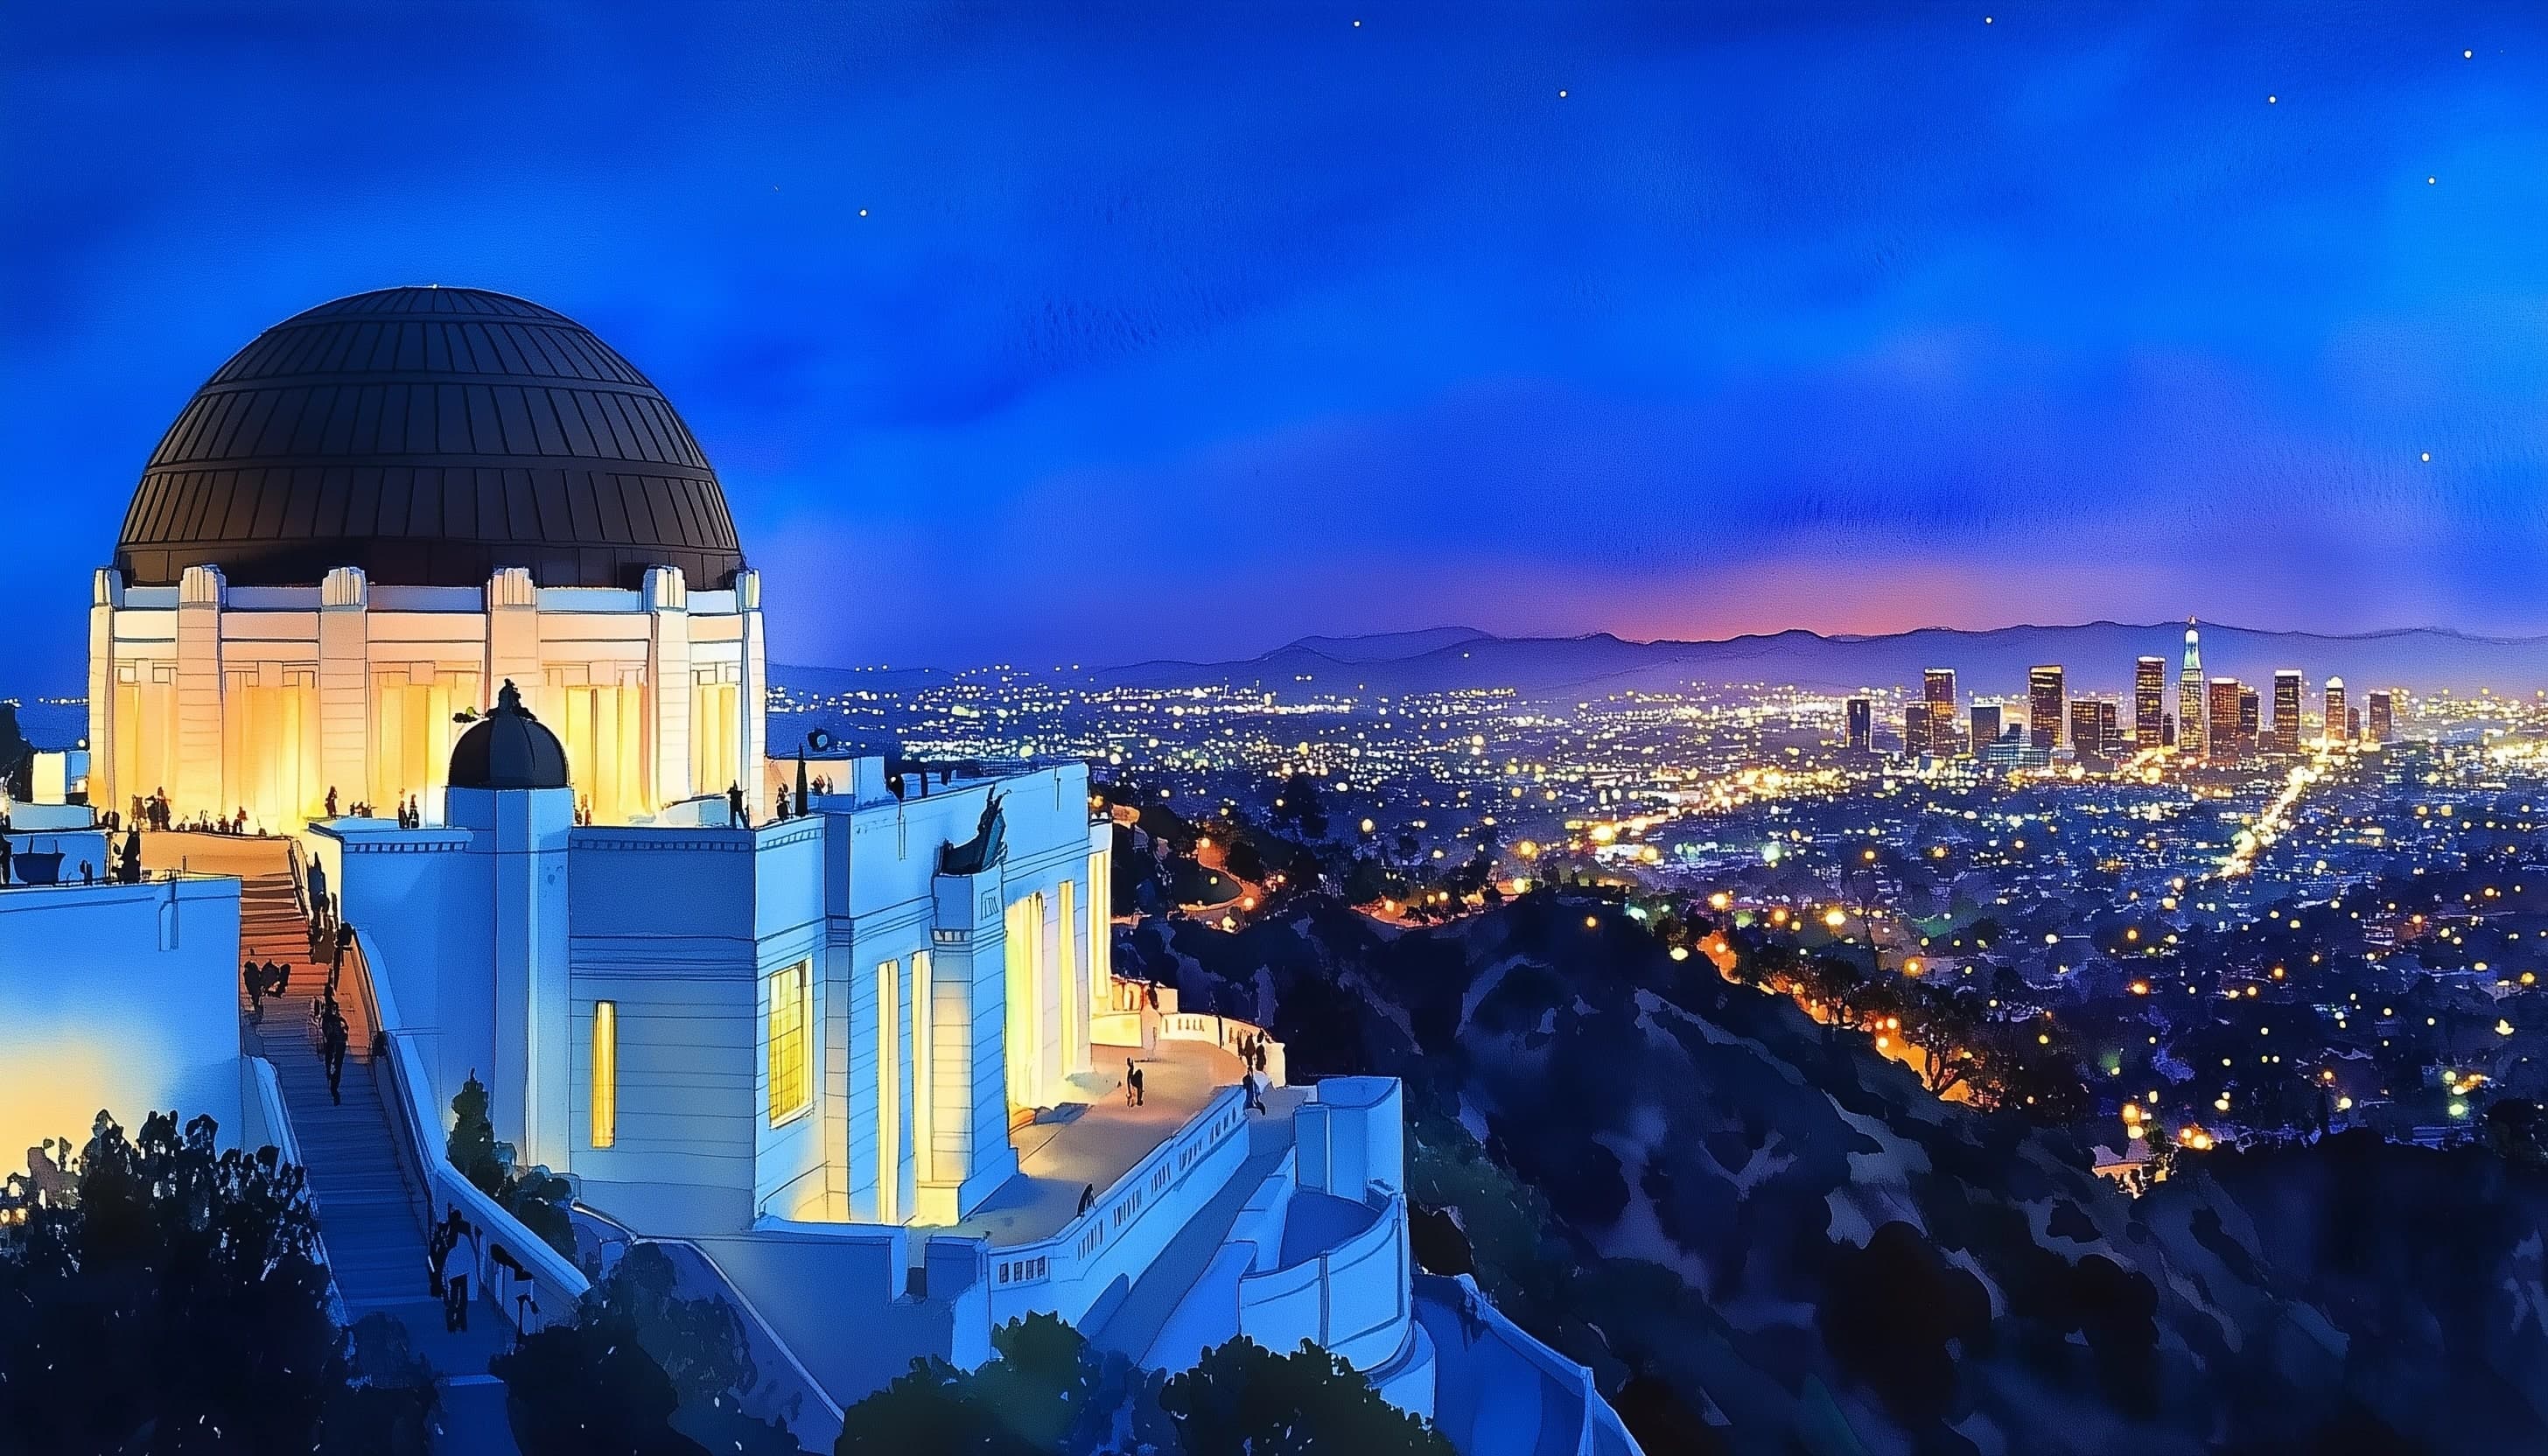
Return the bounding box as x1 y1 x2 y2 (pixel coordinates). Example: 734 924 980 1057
115 286 744 591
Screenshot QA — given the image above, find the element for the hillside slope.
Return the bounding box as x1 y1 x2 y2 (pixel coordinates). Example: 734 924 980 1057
1117 891 2548 1455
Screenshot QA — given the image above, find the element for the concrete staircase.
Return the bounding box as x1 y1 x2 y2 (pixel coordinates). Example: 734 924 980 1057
234 858 518 1452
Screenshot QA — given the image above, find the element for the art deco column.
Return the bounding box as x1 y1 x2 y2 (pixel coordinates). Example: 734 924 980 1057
737 570 767 818
929 867 1022 1218
317 567 372 817
172 565 226 816
87 569 121 813
642 566 692 811
486 565 542 720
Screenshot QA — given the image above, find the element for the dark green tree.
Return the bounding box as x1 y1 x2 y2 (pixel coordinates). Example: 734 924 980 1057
448 1070 502 1194
1156 1335 1452 1456
494 1243 802 1456
446 1070 576 1258
0 1109 432 1453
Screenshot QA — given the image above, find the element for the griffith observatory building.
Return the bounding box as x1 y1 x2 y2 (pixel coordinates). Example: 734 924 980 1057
0 287 1638 1456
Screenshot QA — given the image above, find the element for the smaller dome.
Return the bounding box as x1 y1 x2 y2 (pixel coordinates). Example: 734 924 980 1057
449 680 570 790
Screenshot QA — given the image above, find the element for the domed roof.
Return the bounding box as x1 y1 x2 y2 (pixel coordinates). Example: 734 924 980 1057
448 680 570 791
115 286 744 591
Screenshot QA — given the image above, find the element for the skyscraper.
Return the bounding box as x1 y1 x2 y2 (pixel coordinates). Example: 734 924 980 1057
2098 699 2123 757
2177 620 2207 760
1923 668 1961 756
2324 676 2348 745
2208 678 2244 764
2237 685 2259 756
2272 670 2302 755
2368 690 2395 745
2029 666 2065 750
1905 700 1931 759
2069 699 2102 760
1846 696 1872 752
1970 702 2002 749
2134 657 2166 748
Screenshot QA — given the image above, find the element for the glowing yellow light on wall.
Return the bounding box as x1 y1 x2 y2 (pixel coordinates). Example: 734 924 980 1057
591 1000 618 1148
767 962 811 1125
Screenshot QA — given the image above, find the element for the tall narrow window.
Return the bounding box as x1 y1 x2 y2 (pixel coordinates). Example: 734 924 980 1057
1004 897 1037 1112
877 958 901 1224
767 962 811 1125
591 1000 618 1149
910 951 933 1188
1088 850 1112 1001
1058 880 1079 1074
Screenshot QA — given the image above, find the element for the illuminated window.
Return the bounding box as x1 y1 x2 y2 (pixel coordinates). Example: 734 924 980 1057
767 962 811 1125
1058 880 1079 1072
878 958 901 1223
910 951 932 1186
591 1001 618 1148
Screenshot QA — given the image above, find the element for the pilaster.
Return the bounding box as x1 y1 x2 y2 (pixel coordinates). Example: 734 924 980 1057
934 869 1020 1216
737 570 766 820
642 567 692 810
317 567 371 816
172 566 225 814
88 569 121 812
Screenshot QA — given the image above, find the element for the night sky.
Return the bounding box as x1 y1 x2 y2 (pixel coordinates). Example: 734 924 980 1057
4 2 2544 690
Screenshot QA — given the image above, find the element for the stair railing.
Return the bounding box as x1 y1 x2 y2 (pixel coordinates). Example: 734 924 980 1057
349 933 592 1337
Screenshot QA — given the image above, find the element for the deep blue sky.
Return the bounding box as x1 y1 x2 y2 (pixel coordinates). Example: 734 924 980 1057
4 1 2544 688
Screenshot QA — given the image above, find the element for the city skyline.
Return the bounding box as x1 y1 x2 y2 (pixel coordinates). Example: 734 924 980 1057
6 9 2547 1454
7 1 2548 691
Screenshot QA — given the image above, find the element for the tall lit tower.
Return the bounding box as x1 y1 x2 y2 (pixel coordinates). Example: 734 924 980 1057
2324 676 2348 745
2271 670 2302 755
1845 696 1872 752
2028 666 2065 750
1923 668 1960 755
2134 657 2165 748
2177 620 2207 760
2208 678 2244 764
2367 690 2395 745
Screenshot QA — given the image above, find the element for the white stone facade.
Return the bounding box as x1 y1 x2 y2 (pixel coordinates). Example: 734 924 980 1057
86 561 767 832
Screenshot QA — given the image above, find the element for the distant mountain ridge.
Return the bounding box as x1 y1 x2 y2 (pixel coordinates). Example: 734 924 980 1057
1091 622 2548 699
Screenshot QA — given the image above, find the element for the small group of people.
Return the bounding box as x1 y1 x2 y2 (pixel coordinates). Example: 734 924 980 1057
1236 1032 1270 1077
573 796 593 827
426 1205 479 1332
305 902 345 963
241 956 293 1022
392 794 424 829
131 788 174 831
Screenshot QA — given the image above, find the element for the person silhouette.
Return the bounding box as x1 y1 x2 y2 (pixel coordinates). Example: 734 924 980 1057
439 1208 474 1332
728 782 748 829
1078 1183 1096 1217
243 957 264 1023
321 1007 350 1105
